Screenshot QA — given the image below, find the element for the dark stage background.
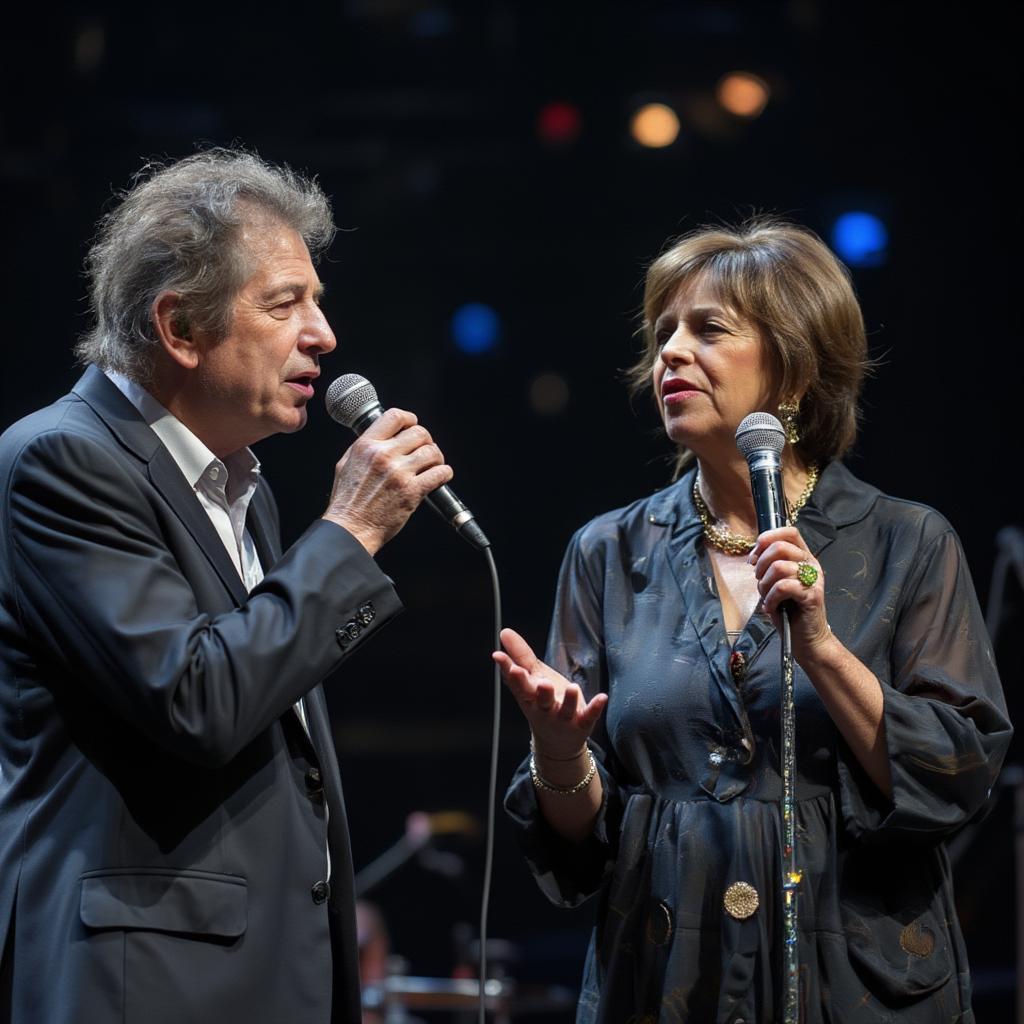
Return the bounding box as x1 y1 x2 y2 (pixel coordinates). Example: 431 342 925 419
2 2 1020 1018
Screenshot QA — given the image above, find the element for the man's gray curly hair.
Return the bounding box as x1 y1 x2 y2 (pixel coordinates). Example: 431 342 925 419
75 148 336 383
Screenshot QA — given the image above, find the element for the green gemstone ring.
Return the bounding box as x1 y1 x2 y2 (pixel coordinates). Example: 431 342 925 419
796 561 819 588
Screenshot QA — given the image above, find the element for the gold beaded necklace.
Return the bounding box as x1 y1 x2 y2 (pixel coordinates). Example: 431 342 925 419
693 465 820 556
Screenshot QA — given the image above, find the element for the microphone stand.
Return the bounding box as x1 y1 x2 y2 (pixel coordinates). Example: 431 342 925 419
736 413 803 1022
779 607 801 1024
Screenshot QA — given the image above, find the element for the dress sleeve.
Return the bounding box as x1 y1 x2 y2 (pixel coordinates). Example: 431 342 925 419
838 525 1013 842
503 526 626 908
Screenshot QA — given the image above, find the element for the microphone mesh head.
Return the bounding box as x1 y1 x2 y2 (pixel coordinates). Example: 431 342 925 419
325 374 378 428
735 412 786 459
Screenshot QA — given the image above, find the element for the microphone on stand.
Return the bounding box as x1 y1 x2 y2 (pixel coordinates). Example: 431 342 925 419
325 373 490 551
735 410 803 1023
735 412 788 533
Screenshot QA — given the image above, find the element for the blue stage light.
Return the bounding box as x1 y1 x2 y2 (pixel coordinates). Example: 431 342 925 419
451 303 500 354
831 212 888 267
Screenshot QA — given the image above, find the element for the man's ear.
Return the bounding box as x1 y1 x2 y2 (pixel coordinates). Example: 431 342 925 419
152 292 199 369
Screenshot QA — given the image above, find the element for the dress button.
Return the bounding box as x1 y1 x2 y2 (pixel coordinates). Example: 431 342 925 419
311 880 330 904
723 881 759 920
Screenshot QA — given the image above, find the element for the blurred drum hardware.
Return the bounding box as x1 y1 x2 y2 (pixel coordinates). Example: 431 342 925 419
355 815 573 1021
355 811 479 898
361 974 576 1022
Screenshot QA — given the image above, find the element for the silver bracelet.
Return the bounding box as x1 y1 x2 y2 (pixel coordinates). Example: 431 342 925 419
530 748 597 795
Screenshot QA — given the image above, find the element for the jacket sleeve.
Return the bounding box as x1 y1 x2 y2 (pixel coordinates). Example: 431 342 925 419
503 526 626 907
2 427 403 767
838 524 1012 842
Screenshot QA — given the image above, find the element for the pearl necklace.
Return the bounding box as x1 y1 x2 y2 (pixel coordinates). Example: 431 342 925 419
693 465 820 556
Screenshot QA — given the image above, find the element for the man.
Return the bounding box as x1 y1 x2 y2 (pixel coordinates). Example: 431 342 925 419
0 149 451 1023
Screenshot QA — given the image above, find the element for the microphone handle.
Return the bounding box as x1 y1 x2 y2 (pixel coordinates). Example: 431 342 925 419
746 451 787 534
349 403 491 551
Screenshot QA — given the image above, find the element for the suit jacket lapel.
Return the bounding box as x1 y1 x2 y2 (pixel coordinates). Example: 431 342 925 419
146 447 250 606
238 477 324 762
73 366 250 607
246 482 282 569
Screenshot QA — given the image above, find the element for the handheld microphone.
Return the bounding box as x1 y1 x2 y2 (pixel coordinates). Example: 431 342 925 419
735 412 788 534
325 374 491 551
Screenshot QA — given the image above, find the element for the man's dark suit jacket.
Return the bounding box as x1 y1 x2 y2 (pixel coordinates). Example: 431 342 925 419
0 366 402 1023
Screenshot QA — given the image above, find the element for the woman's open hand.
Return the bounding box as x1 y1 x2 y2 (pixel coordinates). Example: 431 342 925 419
493 627 608 759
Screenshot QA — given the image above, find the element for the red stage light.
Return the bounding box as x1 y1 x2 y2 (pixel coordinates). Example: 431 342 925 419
537 101 583 145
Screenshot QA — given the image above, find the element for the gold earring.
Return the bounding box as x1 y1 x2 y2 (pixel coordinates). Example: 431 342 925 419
778 400 800 445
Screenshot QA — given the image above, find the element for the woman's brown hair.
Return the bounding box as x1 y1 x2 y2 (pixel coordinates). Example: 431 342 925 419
627 216 870 472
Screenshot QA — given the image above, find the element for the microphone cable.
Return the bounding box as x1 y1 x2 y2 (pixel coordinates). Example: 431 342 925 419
324 373 502 1022
477 544 502 1024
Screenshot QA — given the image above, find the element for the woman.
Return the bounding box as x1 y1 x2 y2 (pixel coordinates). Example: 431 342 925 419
494 218 1011 1023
